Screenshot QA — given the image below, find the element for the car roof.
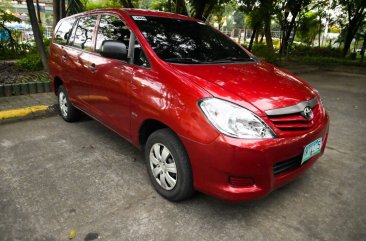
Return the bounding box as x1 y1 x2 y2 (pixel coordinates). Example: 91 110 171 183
67 8 198 21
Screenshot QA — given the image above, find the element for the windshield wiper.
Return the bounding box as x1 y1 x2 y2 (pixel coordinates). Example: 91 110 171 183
211 56 255 63
165 57 203 64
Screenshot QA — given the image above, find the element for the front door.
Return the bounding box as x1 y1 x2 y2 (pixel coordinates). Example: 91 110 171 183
86 14 133 139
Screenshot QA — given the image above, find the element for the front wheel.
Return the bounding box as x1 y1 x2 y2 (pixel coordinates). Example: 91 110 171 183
145 129 194 201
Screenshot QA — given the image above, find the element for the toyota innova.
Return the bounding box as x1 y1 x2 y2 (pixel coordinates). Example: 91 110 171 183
49 9 329 201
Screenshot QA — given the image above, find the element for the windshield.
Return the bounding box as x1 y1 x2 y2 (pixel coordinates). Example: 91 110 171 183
131 16 253 64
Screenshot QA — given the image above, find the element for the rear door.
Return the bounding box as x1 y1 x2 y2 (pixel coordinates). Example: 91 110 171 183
50 17 76 94
64 15 97 107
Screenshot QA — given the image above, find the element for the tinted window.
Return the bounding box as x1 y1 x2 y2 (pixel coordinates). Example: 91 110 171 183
54 18 75 45
96 15 130 53
133 40 150 67
70 16 97 51
132 16 252 64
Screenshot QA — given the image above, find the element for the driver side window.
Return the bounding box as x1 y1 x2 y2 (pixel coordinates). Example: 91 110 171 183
96 14 150 67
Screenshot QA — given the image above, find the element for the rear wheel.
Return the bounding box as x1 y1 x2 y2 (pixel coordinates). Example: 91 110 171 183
57 85 80 122
145 129 194 201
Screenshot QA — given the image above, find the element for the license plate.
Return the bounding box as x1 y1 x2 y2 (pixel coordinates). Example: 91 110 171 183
302 137 322 164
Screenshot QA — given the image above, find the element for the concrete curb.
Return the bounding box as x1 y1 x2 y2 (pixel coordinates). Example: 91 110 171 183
0 104 58 124
0 82 52 97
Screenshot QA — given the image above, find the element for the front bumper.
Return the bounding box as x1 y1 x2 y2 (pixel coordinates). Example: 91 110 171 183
181 112 329 201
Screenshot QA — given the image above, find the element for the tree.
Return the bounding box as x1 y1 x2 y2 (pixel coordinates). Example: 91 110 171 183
239 0 276 51
296 11 319 45
261 0 274 51
279 0 311 56
176 0 188 15
0 9 21 51
53 0 60 27
338 0 366 57
245 9 263 50
36 0 41 25
26 0 49 71
120 0 134 8
66 0 85 16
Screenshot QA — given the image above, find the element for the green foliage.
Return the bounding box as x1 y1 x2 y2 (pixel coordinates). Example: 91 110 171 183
0 9 21 24
85 0 120 10
291 56 366 67
329 25 340 33
43 38 51 47
0 9 23 56
149 0 169 11
16 52 44 71
296 12 319 45
0 42 33 60
290 45 342 58
251 44 279 65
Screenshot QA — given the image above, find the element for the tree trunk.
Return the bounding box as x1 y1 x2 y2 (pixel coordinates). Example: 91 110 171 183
280 12 298 56
318 5 321 47
255 30 260 44
360 33 366 62
126 0 134 8
289 24 298 49
280 0 305 56
60 0 66 18
263 15 273 51
342 14 365 57
176 0 188 15
243 25 247 46
194 0 207 20
26 0 49 72
53 0 60 27
167 0 172 12
259 34 264 43
203 2 215 21
120 0 133 8
248 26 258 51
36 0 41 25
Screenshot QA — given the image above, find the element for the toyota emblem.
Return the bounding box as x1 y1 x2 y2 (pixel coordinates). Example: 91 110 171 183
302 106 313 120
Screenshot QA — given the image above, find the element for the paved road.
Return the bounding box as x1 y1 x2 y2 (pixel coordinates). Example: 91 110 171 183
0 71 365 241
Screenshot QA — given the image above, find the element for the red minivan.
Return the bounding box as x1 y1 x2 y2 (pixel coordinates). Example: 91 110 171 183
49 8 329 202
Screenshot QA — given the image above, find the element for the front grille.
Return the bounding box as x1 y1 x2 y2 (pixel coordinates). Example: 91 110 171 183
268 104 321 131
273 155 302 176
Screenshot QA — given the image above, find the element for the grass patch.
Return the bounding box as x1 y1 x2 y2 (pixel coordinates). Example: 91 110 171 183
289 56 366 68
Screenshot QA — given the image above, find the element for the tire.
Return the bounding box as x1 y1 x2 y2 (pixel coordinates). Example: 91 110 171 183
57 85 80 122
145 128 194 201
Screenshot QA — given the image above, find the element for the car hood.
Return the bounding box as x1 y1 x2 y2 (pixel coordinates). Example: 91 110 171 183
170 61 316 112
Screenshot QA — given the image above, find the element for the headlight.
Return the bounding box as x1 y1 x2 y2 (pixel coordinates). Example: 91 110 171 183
314 89 325 114
199 98 275 139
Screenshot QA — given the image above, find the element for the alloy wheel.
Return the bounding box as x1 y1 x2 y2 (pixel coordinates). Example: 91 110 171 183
59 91 68 118
149 143 178 190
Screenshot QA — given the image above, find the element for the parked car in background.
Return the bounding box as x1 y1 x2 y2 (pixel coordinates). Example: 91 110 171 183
49 9 329 202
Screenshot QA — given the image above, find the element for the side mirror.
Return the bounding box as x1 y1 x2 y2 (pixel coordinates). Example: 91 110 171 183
100 40 128 60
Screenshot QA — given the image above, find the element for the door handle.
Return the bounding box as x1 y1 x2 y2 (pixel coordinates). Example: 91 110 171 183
88 63 96 72
62 55 68 62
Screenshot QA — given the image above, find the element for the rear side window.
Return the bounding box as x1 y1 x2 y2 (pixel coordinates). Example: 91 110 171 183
95 14 130 53
70 15 97 51
54 18 75 45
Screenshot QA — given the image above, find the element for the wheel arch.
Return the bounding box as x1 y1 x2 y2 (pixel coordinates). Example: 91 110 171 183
138 119 176 149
